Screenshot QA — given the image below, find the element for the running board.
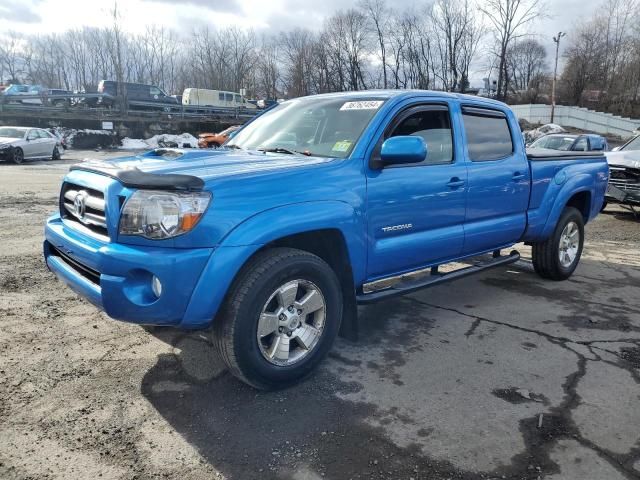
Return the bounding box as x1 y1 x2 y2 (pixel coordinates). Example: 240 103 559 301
356 250 520 304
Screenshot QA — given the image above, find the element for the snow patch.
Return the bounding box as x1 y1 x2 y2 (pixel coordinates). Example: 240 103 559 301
120 133 198 150
524 123 567 144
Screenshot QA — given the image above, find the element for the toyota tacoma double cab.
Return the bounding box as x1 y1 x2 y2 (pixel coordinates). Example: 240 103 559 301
44 91 609 389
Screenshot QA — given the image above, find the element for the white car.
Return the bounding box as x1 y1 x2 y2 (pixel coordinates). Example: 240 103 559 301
0 126 63 164
604 134 640 210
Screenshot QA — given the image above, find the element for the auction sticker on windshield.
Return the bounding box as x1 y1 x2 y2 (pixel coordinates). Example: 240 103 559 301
340 100 384 111
332 140 352 152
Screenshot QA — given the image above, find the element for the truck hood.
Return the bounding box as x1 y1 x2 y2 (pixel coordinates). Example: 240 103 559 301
78 149 335 183
605 150 640 169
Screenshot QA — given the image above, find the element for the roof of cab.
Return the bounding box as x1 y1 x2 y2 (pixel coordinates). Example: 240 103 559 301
293 89 509 109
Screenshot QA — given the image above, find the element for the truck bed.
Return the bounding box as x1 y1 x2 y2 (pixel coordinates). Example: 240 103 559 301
523 148 609 242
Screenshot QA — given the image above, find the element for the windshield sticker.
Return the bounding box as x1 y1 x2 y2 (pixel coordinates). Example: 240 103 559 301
332 141 352 152
339 100 384 111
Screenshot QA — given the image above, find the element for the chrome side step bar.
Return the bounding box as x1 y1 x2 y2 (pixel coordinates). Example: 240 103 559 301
356 250 520 304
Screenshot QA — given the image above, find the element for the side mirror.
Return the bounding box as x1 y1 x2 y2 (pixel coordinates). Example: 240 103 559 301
380 136 427 166
612 146 620 152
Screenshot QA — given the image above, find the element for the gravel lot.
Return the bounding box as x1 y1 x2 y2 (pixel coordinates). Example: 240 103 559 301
1 150 639 480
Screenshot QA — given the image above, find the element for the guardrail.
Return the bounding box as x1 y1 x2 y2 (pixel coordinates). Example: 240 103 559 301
0 93 260 121
510 104 640 137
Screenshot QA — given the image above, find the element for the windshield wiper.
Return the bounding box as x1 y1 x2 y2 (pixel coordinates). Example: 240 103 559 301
224 144 245 150
257 146 311 156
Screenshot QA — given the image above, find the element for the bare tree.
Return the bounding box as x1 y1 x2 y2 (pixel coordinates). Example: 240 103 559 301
507 38 547 90
359 0 389 88
480 0 543 100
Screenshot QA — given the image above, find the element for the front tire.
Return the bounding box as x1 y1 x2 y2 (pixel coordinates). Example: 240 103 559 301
532 207 584 280
12 147 24 164
214 248 343 390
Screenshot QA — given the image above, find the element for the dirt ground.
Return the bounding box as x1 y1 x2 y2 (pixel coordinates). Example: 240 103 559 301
1 151 639 480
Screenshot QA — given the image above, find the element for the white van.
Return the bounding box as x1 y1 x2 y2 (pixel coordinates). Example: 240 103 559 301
182 89 256 109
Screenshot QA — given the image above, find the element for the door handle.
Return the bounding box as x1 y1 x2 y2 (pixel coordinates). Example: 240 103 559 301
512 172 526 181
446 177 465 188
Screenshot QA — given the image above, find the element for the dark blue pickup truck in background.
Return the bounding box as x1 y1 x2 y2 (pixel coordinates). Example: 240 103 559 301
44 90 609 389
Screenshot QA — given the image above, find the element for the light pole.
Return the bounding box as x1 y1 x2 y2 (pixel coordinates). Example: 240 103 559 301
551 32 566 123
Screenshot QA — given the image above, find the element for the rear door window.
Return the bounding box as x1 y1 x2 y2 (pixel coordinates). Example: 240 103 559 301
225 93 233 102
462 108 514 161
218 92 225 101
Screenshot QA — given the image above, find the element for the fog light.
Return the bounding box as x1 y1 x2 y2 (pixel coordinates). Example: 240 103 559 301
152 275 162 298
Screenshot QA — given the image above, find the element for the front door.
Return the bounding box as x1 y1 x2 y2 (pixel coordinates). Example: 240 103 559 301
23 129 40 158
366 103 467 280
460 105 531 254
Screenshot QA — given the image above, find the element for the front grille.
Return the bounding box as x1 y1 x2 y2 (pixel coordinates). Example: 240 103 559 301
60 183 109 238
609 167 640 194
49 244 101 286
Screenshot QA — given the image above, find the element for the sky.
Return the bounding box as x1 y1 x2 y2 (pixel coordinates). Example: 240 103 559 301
0 0 599 85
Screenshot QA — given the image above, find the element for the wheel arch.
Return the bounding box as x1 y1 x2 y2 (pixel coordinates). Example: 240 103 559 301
537 175 595 240
181 202 364 335
565 190 591 222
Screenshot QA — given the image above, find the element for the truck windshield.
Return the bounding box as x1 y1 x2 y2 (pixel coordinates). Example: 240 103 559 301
226 96 387 158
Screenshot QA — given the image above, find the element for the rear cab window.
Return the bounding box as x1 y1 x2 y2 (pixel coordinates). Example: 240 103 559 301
462 106 514 161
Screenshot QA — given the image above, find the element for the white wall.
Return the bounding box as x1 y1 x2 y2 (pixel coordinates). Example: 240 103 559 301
509 104 640 137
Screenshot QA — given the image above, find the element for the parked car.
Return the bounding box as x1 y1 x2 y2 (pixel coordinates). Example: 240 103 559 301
97 80 178 108
0 126 63 163
47 89 74 107
529 133 608 152
44 91 608 389
182 88 256 110
198 126 241 148
605 134 640 211
2 84 45 105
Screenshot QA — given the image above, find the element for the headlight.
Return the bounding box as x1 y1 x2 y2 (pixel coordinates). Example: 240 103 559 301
119 190 211 239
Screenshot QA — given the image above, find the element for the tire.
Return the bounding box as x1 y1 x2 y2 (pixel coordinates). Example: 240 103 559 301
52 145 61 160
214 247 343 390
532 207 584 280
12 147 24 164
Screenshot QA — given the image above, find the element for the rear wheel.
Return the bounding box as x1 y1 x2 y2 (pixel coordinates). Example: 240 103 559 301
12 147 24 164
532 207 584 280
214 248 343 390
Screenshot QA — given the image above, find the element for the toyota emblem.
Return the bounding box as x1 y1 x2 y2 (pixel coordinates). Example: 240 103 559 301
73 191 88 219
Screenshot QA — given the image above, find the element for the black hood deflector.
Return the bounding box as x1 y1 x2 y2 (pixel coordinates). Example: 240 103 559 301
70 162 204 191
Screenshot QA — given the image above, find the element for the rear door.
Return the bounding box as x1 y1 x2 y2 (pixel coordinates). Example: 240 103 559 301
366 102 467 279
37 129 56 156
461 105 530 254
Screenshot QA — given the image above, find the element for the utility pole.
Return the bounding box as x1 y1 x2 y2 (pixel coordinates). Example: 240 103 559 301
551 32 566 123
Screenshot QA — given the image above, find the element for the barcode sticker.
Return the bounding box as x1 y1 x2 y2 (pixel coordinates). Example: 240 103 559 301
340 101 384 111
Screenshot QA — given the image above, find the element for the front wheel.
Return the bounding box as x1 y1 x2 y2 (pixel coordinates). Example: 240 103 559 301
214 248 343 390
12 147 24 164
532 207 584 280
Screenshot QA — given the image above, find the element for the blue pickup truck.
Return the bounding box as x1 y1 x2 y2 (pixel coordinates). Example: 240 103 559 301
44 91 608 389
